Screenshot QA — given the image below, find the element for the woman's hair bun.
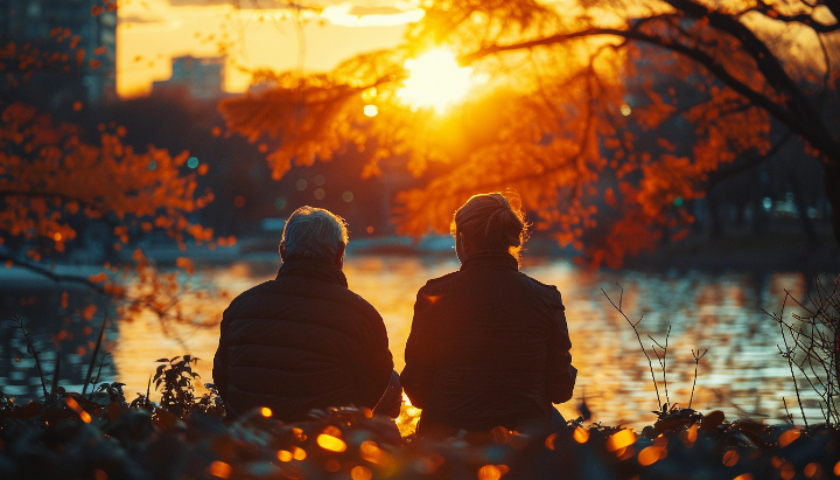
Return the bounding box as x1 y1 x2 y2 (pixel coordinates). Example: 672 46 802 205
451 192 530 262
501 209 524 247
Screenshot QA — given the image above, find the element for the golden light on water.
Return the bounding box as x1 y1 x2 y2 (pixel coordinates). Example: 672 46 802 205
397 49 482 113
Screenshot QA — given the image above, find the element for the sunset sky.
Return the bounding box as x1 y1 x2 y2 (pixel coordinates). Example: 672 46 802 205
117 0 423 98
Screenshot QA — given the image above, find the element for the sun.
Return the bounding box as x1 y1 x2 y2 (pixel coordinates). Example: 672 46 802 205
397 49 481 113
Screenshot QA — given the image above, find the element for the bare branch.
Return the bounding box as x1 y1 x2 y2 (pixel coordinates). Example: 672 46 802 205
689 348 707 409
603 285 662 409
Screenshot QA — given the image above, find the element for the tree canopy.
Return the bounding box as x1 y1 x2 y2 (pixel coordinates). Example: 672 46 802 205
221 0 839 266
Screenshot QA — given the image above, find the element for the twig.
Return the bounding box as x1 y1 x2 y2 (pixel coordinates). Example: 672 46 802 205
775 292 809 428
13 316 48 398
82 315 108 397
782 397 794 424
649 326 672 407
602 284 662 409
49 354 60 396
689 348 707 409
91 353 111 390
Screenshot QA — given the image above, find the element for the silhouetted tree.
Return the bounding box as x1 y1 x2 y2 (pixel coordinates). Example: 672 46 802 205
221 0 839 266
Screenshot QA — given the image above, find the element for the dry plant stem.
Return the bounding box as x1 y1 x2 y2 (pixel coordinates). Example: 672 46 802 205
689 349 708 410
782 397 794 424
649 326 672 407
92 353 110 389
49 354 60 396
602 285 662 409
82 315 107 398
776 292 809 428
14 317 48 398
770 276 840 426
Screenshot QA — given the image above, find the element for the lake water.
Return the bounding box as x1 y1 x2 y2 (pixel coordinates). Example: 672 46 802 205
1 255 832 430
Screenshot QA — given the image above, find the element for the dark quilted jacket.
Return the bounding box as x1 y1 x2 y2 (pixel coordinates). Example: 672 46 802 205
401 251 575 435
212 257 393 420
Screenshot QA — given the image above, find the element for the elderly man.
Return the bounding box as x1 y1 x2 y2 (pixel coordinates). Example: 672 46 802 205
213 206 399 420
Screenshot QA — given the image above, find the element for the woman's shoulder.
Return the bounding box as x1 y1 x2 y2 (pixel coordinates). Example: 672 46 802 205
518 272 563 302
418 271 459 295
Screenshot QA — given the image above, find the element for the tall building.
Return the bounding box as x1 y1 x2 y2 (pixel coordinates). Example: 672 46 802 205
152 56 225 101
0 0 117 107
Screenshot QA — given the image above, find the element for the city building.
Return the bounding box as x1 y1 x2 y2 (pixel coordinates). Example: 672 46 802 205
152 55 225 101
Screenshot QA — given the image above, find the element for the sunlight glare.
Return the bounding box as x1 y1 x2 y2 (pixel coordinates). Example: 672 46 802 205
397 49 481 113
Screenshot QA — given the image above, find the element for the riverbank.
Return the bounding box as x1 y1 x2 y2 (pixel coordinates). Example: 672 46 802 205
625 230 840 273
1 379 837 480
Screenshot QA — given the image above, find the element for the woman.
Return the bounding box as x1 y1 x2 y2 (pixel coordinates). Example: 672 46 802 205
401 193 576 437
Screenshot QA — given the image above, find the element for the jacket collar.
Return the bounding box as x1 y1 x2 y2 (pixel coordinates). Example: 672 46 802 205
276 256 348 288
459 250 519 272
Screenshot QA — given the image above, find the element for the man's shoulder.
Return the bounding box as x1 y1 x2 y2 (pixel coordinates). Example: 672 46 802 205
232 278 376 315
340 288 382 322
227 279 276 305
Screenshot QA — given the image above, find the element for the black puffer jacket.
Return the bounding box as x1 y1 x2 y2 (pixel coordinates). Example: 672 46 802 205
401 251 575 435
212 257 394 420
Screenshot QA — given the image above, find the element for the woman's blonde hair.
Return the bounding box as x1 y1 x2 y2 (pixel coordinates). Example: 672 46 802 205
451 192 530 263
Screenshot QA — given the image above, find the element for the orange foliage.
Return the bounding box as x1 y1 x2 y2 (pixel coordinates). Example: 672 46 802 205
219 0 839 266
0 103 213 254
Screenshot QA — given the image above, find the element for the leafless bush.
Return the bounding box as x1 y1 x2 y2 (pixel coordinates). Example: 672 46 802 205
768 274 840 428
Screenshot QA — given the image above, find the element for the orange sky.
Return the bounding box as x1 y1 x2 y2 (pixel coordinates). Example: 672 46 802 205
117 0 423 98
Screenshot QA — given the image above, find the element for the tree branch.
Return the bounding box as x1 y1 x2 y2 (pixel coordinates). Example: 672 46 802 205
460 19 840 161
706 130 794 188
0 253 107 294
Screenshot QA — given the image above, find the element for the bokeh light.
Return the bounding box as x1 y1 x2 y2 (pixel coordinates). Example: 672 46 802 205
606 429 636 451
351 465 372 480
316 434 347 452
208 461 232 479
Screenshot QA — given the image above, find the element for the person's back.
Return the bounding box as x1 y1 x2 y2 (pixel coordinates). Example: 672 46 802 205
401 193 575 436
213 207 396 420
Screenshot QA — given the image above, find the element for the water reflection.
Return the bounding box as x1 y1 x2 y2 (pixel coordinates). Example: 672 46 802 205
2 256 828 430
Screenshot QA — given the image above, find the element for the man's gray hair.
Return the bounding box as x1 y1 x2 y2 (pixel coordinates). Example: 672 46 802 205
281 206 349 261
